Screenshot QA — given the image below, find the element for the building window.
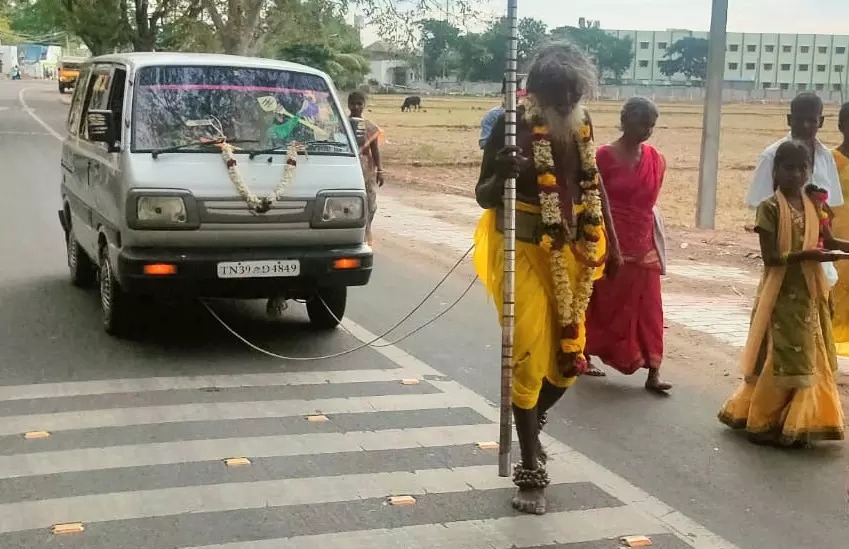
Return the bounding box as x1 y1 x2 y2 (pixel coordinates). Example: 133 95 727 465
657 42 667 50
815 83 825 91
764 63 774 70
765 45 775 53
780 83 790 90
819 46 828 54
782 45 792 52
798 83 807 90
639 60 649 67
836 65 845 73
817 64 827 72
728 44 739 52
800 46 810 53
762 82 772 89
799 64 809 71
781 64 791 71
728 62 739 70
837 47 847 55
640 42 650 49
835 84 843 91
745 63 756 70
747 45 757 53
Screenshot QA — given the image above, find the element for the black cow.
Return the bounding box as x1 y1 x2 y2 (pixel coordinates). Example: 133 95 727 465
401 96 422 112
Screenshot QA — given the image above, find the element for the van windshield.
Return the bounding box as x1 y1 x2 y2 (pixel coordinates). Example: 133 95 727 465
132 65 353 155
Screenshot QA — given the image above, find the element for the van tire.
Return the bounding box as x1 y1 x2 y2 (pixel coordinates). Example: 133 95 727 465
67 228 96 287
58 84 66 94
306 286 347 330
99 251 135 337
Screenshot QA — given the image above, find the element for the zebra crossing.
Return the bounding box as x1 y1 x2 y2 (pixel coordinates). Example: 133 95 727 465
0 320 737 549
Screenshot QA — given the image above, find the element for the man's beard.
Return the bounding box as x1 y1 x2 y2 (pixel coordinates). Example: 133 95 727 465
523 94 583 145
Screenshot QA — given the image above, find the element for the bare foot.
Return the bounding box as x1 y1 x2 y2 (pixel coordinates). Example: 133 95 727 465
645 369 671 392
266 298 287 318
537 440 547 463
585 360 606 377
511 487 547 515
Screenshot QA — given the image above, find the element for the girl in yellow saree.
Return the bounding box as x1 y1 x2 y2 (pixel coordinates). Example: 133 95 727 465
830 103 849 355
718 141 847 447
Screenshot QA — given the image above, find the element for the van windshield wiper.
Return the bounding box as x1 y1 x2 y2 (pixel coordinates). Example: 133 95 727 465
248 140 350 160
151 139 258 159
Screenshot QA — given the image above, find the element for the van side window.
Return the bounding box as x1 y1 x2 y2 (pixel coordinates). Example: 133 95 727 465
106 68 127 146
66 67 90 137
80 67 112 141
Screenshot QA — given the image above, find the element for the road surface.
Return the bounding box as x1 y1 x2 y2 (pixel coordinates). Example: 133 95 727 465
0 80 845 548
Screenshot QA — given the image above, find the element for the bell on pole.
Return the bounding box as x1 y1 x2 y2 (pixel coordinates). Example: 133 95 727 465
498 0 519 478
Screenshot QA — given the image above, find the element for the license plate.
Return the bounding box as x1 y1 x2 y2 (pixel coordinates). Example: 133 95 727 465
216 259 301 279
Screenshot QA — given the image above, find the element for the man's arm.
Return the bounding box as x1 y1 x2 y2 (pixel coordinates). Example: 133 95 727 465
823 152 844 207
476 114 506 209
746 151 775 208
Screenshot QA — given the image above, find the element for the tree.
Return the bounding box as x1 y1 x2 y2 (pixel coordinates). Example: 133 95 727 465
658 36 709 83
418 18 460 80
279 43 369 89
517 17 546 67
551 25 633 83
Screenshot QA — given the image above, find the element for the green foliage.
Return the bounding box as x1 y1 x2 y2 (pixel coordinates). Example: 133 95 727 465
279 43 369 89
551 25 633 83
658 37 709 82
419 16 550 83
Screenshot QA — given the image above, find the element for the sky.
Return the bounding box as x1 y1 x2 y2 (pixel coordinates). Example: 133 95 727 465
357 0 848 46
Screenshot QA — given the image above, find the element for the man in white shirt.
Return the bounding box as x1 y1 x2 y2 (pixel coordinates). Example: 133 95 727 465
746 92 841 285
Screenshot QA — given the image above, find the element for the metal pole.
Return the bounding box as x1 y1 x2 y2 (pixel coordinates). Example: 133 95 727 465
695 0 728 229
499 0 519 478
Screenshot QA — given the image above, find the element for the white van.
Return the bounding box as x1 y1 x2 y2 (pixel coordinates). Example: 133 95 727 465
59 53 372 336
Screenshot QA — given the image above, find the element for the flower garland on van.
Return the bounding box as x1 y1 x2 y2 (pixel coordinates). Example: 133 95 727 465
221 141 299 214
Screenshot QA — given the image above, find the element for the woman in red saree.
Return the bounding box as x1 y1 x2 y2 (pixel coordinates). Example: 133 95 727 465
584 97 672 392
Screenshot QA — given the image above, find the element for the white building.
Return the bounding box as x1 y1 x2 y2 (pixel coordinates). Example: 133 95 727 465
363 41 422 88
608 29 849 93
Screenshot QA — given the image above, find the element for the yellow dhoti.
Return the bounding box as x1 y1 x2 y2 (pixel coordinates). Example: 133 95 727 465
473 205 605 410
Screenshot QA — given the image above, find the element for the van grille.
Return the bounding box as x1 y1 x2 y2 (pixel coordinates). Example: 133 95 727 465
198 199 312 224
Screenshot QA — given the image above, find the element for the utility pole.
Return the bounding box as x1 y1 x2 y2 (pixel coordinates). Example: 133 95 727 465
695 0 728 229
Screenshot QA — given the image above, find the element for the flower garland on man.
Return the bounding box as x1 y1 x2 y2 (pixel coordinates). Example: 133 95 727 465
472 42 621 515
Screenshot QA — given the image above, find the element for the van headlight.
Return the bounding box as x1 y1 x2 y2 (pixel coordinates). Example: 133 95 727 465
321 196 363 222
137 196 188 223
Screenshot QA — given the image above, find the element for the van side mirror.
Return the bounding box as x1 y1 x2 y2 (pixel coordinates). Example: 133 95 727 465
86 109 117 150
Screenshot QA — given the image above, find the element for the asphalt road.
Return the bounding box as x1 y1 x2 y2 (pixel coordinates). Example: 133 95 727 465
0 80 846 549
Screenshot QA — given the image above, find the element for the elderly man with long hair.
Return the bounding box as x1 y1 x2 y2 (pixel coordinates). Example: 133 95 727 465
473 42 621 515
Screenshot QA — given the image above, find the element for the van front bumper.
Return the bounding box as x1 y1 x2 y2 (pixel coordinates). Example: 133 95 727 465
115 245 373 298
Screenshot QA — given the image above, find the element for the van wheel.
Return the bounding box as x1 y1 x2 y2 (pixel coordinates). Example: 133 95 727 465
100 251 135 337
67 229 96 288
58 84 66 94
306 286 347 330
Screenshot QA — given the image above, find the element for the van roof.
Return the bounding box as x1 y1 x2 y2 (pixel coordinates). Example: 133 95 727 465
86 52 330 79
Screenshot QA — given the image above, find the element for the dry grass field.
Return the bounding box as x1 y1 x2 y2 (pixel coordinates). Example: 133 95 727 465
363 94 844 234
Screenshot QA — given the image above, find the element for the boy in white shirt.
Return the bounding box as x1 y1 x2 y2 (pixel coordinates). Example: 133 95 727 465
746 92 841 285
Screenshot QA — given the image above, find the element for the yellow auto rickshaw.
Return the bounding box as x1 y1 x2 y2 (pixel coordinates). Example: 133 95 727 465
58 56 86 94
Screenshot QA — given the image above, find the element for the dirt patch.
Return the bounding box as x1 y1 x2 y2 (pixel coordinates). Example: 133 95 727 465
369 94 843 238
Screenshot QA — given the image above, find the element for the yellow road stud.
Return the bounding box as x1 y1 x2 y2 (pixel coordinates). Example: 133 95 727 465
24 431 50 439
306 414 329 422
52 523 84 535
400 379 420 385
224 457 251 467
476 441 499 450
620 535 653 547
387 495 416 506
